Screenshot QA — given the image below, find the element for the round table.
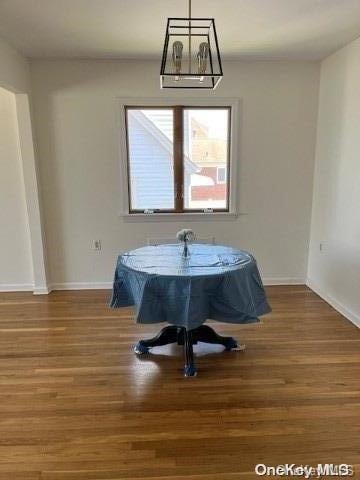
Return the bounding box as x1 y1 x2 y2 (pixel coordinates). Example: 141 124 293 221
110 243 271 376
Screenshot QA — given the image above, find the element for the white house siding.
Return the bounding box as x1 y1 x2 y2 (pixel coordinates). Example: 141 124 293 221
143 110 173 141
127 113 175 210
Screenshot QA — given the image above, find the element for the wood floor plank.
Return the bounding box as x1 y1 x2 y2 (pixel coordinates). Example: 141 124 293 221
0 286 359 479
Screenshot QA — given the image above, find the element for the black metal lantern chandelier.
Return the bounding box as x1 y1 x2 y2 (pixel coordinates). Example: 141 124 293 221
160 0 223 89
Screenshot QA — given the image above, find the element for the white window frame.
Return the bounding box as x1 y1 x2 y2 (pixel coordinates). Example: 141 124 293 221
118 97 239 221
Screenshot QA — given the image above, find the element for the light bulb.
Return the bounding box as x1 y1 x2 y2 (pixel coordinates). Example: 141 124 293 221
197 42 209 81
172 41 183 81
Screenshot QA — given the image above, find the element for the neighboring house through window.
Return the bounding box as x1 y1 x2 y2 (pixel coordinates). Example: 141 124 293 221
122 102 236 215
217 166 226 184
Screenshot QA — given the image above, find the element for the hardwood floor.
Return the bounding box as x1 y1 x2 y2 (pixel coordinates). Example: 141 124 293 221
0 286 359 479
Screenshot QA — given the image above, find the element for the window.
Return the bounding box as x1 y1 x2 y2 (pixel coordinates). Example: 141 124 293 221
124 105 232 214
217 166 226 184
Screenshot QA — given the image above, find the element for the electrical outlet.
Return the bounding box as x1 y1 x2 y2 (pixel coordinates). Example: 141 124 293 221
319 241 327 253
93 240 101 251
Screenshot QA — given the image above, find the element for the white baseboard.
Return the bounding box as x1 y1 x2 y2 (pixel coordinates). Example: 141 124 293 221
41 278 306 292
307 278 360 328
51 279 304 290
0 278 306 294
0 283 34 292
263 276 305 286
49 282 112 291
33 285 52 295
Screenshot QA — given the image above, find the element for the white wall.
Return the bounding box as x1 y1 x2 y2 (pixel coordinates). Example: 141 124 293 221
308 38 360 327
0 86 33 289
0 36 48 292
0 36 30 93
30 60 319 287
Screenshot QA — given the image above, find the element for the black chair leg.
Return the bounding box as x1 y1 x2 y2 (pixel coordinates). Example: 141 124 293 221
182 328 197 377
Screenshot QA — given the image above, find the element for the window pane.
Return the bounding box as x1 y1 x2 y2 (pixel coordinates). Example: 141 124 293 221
127 109 174 210
217 167 226 184
183 109 229 210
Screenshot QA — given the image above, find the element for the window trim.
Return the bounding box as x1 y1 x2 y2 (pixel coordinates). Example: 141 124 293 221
118 97 239 219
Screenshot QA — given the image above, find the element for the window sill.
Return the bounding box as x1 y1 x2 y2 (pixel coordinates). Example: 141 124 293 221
121 212 240 223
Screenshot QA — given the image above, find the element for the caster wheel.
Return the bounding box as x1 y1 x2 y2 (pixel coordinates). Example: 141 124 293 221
134 342 150 355
183 365 197 377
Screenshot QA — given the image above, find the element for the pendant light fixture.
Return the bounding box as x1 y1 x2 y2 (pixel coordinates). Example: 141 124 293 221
160 0 223 89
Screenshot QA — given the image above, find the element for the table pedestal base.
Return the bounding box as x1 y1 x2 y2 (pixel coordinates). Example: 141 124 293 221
134 325 239 377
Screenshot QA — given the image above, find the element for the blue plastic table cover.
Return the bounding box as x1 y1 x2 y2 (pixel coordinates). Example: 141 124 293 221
110 243 271 330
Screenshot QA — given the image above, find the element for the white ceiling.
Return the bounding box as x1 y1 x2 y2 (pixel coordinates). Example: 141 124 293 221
0 0 359 61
